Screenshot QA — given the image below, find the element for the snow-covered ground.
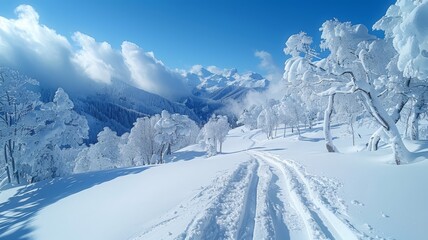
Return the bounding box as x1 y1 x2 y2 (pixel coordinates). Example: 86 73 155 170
0 124 427 240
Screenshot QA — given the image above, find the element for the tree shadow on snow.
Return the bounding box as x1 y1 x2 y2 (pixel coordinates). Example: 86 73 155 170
169 150 206 162
222 146 267 155
0 167 149 240
411 150 428 163
298 136 326 142
260 148 286 152
410 140 428 152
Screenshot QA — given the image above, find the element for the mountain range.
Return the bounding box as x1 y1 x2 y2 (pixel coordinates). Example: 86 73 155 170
41 66 270 141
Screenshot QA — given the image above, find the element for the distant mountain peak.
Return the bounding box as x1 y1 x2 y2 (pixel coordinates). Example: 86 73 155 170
184 65 270 94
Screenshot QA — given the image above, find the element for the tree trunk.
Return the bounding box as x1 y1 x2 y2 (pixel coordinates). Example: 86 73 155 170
166 143 171 155
359 88 410 165
283 124 286 138
4 144 11 184
410 99 424 140
350 118 355 146
324 94 339 152
368 97 408 151
219 141 222 153
158 144 165 164
8 139 19 184
213 137 218 154
368 128 383 151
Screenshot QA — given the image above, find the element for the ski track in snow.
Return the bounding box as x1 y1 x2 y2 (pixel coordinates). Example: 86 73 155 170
250 150 366 240
132 159 259 240
179 159 258 240
132 131 377 240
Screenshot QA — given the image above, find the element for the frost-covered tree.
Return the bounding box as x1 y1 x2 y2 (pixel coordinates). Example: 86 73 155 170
272 101 288 137
215 115 230 153
74 127 122 172
0 68 40 185
75 111 197 170
279 95 307 138
257 100 278 139
237 105 263 130
171 113 199 151
73 147 90 173
334 94 365 146
154 110 199 163
200 115 230 156
120 117 157 166
374 0 428 141
22 88 89 182
284 18 415 164
0 69 89 184
154 110 176 163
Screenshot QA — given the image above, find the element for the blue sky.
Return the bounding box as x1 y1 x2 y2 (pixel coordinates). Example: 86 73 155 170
0 0 395 75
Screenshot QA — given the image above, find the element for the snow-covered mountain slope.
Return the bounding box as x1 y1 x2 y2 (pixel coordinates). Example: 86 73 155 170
39 66 269 141
183 65 269 101
41 80 201 141
185 65 269 91
2 124 426 240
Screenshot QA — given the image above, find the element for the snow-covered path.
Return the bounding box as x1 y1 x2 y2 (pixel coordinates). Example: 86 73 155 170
1 126 427 240
132 129 361 240
249 151 360 240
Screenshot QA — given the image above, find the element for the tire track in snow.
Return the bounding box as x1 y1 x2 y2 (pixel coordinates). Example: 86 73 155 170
180 159 258 240
250 150 360 240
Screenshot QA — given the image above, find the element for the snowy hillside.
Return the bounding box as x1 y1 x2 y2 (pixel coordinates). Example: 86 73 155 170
37 67 268 141
1 124 426 240
1 1 428 240
74 80 201 141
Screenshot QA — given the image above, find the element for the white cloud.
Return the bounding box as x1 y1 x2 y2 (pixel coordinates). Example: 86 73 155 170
72 32 116 84
242 50 287 104
254 50 282 82
121 41 188 99
206 65 224 75
0 5 189 99
0 5 78 90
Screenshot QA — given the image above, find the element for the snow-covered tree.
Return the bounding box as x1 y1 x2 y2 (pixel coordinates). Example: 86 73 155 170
281 95 307 138
272 101 288 137
237 105 262 130
171 113 199 151
200 115 230 156
74 127 122 172
21 88 89 182
257 100 278 139
334 93 365 146
154 110 199 163
121 112 198 166
120 117 156 166
215 115 230 153
154 110 176 163
374 0 428 141
283 18 415 164
0 69 89 184
0 68 40 185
